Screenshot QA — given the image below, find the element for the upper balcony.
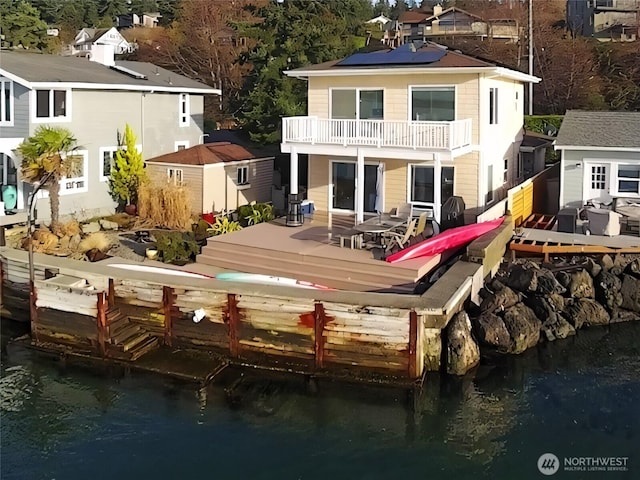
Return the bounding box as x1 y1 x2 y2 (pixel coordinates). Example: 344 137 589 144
282 117 472 154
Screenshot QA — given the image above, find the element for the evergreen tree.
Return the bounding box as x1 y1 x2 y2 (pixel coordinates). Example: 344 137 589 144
109 125 147 206
373 0 391 17
0 0 49 49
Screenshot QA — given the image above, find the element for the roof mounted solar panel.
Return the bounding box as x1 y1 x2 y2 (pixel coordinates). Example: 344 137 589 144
337 43 447 67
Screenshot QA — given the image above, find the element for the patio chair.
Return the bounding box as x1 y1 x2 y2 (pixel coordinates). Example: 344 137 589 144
414 212 429 236
383 218 416 252
393 202 413 221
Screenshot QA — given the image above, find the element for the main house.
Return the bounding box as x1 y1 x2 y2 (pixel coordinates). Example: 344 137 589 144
0 49 219 219
555 110 640 208
280 41 540 224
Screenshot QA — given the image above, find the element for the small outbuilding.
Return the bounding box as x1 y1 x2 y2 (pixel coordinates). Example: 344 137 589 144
145 142 274 215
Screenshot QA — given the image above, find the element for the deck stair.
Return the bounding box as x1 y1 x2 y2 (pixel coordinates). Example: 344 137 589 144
105 307 158 361
198 237 419 293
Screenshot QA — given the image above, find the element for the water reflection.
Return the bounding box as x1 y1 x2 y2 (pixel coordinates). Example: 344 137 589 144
1 320 638 480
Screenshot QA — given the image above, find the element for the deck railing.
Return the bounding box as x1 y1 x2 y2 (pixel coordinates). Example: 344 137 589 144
282 117 472 151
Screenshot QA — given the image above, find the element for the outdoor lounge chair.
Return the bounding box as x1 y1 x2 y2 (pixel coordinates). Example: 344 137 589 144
383 218 416 252
414 212 428 236
389 202 413 221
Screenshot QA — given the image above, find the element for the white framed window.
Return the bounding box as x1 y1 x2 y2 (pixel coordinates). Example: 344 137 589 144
33 88 71 122
616 164 640 195
167 168 183 185
503 158 509 184
237 165 249 186
489 87 499 125
99 146 120 182
0 79 14 126
179 93 190 126
409 86 455 121
175 140 189 151
330 88 384 120
409 165 435 204
591 165 607 190
486 164 494 204
60 150 88 195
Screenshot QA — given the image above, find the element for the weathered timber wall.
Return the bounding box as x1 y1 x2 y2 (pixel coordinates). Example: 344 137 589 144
112 279 164 335
34 307 97 349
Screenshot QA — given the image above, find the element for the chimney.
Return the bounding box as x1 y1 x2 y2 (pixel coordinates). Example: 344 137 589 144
89 44 115 67
433 4 443 16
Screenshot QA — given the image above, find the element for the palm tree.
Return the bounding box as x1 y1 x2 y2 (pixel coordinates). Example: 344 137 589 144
17 126 79 234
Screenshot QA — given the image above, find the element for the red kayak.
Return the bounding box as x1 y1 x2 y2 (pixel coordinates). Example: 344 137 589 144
385 217 505 264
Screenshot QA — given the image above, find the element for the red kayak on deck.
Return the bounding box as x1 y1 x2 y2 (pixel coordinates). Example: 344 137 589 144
385 217 505 264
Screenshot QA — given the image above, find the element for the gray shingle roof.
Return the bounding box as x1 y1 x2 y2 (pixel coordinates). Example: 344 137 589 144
0 51 216 93
555 110 640 149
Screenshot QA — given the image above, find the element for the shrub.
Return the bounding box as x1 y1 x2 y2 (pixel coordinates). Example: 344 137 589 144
78 232 111 253
155 231 200 264
59 220 81 237
237 202 274 226
108 124 147 206
138 181 193 230
207 216 242 236
524 115 564 135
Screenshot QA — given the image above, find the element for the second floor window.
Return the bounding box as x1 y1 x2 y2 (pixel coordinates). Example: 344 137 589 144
489 87 499 125
179 93 189 126
36 89 68 120
331 89 384 120
1 79 13 125
237 165 249 185
411 86 455 121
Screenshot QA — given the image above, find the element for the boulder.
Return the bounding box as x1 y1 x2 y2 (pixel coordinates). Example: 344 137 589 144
620 274 640 313
473 312 512 351
566 298 610 328
506 264 538 293
502 303 541 354
480 286 520 313
446 311 480 375
547 293 566 312
99 219 119 231
625 258 640 278
69 234 82 251
583 257 602 278
566 269 595 299
58 235 70 251
536 270 566 295
610 308 640 324
598 254 614 271
524 295 556 322
81 222 100 234
542 315 576 341
594 271 623 311
610 255 631 276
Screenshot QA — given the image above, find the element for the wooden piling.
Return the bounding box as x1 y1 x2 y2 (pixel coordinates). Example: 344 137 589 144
163 286 175 347
97 292 107 356
227 293 240 357
314 302 326 369
108 278 115 305
29 281 38 342
408 310 418 379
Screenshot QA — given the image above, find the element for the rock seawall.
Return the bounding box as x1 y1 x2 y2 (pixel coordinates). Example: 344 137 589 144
447 254 640 375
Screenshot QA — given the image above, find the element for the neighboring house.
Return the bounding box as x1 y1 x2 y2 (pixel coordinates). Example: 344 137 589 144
116 13 162 29
67 27 136 56
555 110 640 208
0 49 220 219
280 41 541 224
145 142 274 215
366 14 392 30
520 131 555 179
567 0 639 41
384 6 520 47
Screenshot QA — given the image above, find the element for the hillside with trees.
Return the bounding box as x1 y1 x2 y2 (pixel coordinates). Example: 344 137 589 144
11 0 640 144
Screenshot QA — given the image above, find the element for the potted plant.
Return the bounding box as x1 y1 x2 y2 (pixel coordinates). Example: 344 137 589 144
108 124 147 215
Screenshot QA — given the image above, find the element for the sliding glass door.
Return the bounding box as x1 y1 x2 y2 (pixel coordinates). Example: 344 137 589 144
331 161 380 213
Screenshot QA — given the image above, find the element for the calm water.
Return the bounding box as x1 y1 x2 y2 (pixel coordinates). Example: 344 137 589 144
1 320 638 480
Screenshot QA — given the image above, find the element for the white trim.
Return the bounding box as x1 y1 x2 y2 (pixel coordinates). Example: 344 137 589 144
0 78 14 126
559 149 565 208
285 66 541 83
329 158 382 215
555 145 640 153
179 93 190 127
99 146 120 182
60 150 89 195
406 161 438 212
280 142 445 161
167 167 183 185
237 165 249 186
30 88 72 123
489 86 499 125
329 87 385 120
407 84 456 122
614 162 640 197
174 140 189 151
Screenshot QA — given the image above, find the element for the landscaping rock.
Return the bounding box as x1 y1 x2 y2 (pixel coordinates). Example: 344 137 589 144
502 303 541 354
610 308 640 324
598 254 614 271
69 234 82 251
566 298 610 328
99 219 119 231
547 293 566 312
610 255 631 276
594 271 623 311
524 295 556 322
473 312 511 351
81 222 100 234
542 315 576 341
566 269 595 299
446 311 480 375
480 286 520 313
625 258 640 278
620 274 640 313
58 235 70 251
536 270 566 295
506 264 538 293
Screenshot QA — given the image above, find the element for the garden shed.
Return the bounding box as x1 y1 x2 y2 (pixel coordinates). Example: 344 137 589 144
145 142 274 215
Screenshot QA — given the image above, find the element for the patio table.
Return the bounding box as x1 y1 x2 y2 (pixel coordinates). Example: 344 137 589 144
354 216 407 247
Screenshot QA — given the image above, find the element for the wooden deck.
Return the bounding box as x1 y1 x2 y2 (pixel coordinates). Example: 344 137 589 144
197 214 440 293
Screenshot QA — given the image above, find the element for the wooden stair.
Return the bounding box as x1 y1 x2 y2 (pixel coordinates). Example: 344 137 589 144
105 308 159 361
197 240 417 293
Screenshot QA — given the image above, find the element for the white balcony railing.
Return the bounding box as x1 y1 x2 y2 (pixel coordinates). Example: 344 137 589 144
282 117 472 151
